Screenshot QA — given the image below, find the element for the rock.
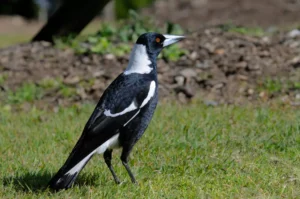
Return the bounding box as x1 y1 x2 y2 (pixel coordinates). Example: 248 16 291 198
214 48 225 55
236 61 247 69
196 60 211 69
290 102 300 106
174 85 195 98
203 42 215 53
247 88 254 95
247 64 260 71
204 100 218 106
189 51 198 60
82 56 91 64
92 71 105 77
76 87 88 99
237 74 248 81
287 29 300 38
63 76 81 85
259 91 268 100
281 95 290 103
174 76 185 86
180 68 197 78
41 41 52 47
104 54 115 60
92 80 105 90
213 83 224 89
261 36 271 43
157 74 164 82
177 92 188 103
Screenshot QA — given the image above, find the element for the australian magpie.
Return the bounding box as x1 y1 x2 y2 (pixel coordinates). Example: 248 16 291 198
48 32 185 191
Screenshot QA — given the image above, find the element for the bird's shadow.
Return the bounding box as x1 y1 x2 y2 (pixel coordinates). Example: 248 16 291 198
2 171 100 193
2 172 51 193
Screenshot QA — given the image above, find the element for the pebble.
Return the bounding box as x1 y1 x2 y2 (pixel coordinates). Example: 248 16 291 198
287 29 300 38
204 100 218 106
174 76 185 86
247 89 254 95
189 51 198 60
180 68 197 78
104 54 115 60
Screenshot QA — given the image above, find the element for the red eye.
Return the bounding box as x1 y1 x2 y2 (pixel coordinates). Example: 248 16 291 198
155 37 161 43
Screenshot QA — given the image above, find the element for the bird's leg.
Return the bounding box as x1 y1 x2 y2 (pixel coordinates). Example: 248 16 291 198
104 149 120 184
121 148 137 184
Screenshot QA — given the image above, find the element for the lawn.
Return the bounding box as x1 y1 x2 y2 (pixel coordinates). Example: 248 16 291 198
0 102 299 198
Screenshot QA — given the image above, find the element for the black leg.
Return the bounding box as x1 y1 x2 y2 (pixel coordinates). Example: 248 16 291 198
121 148 137 184
104 150 120 184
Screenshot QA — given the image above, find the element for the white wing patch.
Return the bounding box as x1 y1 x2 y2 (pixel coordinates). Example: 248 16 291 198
65 134 120 176
104 81 156 127
124 44 152 75
141 81 156 107
96 133 120 154
123 81 156 126
104 101 137 117
66 151 95 175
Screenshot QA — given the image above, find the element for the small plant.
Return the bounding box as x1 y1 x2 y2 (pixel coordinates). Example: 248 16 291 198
0 74 8 85
293 81 300 90
161 44 188 62
0 74 7 85
257 78 300 95
7 83 43 104
218 24 265 36
38 78 62 89
55 10 187 61
59 86 77 98
262 79 282 93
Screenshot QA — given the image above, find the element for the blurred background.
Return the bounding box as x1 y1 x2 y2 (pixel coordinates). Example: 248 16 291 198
1 1 300 197
0 0 299 107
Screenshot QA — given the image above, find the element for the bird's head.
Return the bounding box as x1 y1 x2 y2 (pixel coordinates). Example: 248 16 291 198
136 32 185 58
124 32 185 75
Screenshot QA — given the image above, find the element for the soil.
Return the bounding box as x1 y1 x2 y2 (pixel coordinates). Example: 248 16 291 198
143 0 300 29
0 0 300 107
0 27 299 107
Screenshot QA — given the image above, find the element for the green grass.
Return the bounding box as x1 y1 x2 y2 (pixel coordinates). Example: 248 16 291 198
0 34 31 48
0 103 300 198
218 24 266 36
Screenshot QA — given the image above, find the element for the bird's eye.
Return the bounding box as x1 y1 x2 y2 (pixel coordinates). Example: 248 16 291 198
155 37 161 43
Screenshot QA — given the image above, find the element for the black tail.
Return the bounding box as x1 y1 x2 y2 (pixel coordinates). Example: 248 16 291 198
48 141 95 191
48 170 80 191
48 153 94 191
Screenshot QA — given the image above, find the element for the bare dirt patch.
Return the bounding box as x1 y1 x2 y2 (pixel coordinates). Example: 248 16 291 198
143 0 300 29
0 28 299 107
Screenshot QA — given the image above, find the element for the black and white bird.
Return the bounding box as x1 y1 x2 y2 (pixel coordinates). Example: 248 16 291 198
48 32 185 191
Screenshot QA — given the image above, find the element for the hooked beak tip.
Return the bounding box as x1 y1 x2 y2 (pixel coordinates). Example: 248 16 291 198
163 34 185 47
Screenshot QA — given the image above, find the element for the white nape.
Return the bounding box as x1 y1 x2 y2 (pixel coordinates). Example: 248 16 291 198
104 101 137 117
124 44 152 75
141 81 156 107
65 134 120 176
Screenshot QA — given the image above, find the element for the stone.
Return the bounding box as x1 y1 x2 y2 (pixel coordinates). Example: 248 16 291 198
104 54 115 60
63 76 80 85
189 51 198 60
180 68 197 78
174 76 185 86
